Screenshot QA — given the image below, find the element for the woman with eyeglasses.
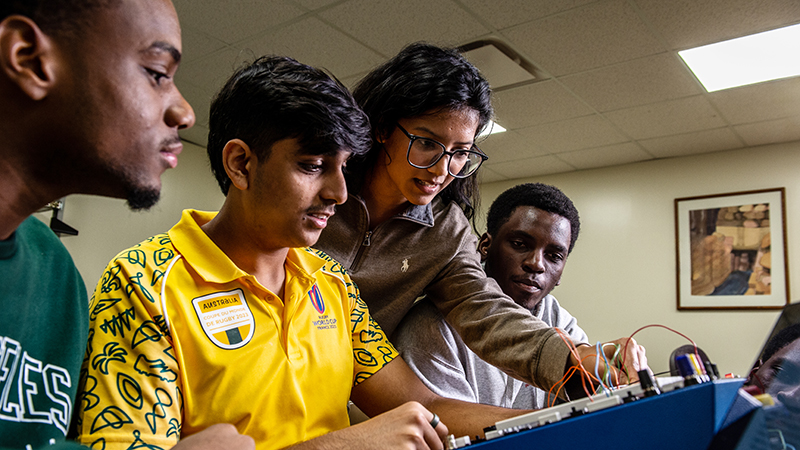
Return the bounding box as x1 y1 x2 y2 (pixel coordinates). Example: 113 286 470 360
315 42 645 394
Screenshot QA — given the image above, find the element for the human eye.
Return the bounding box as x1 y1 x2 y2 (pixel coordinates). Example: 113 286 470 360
301 164 323 173
416 138 442 152
509 240 527 250
548 252 565 262
451 149 471 162
299 160 323 173
145 68 170 86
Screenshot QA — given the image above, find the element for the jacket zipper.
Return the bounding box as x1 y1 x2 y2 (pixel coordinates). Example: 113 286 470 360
350 230 372 272
362 231 372 247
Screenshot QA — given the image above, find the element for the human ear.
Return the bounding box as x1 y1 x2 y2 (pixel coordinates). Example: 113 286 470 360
222 139 253 191
0 15 57 101
477 233 492 262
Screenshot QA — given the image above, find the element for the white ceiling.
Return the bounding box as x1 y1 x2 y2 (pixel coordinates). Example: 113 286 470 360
173 0 800 183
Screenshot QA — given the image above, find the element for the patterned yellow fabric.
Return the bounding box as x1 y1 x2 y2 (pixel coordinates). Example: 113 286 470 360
75 210 397 450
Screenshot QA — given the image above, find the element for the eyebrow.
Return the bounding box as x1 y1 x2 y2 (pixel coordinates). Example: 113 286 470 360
145 41 182 64
409 125 475 147
508 229 568 253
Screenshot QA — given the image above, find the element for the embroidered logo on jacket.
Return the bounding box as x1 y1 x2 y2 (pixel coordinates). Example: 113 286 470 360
192 289 254 349
401 258 409 272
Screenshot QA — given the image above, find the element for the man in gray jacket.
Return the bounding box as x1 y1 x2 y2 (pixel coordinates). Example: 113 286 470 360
393 183 590 409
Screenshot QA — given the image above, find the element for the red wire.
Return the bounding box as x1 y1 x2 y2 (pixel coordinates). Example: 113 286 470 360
620 324 700 378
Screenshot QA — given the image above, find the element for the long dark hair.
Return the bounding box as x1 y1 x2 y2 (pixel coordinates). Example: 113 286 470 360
349 42 493 220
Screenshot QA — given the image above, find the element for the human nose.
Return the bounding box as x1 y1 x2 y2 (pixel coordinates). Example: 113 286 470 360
427 152 450 178
322 166 348 205
166 89 196 130
522 250 545 273
777 385 800 412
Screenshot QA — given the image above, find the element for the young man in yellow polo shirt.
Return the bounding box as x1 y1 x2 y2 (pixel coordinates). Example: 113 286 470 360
74 56 523 450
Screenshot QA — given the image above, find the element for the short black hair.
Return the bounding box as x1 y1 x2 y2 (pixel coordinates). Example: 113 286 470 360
1 0 117 38
486 183 581 253
207 55 372 194
348 42 493 221
761 323 800 364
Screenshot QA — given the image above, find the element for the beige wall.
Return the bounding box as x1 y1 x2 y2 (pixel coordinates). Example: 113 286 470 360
48 139 799 377
479 140 800 376
39 142 225 294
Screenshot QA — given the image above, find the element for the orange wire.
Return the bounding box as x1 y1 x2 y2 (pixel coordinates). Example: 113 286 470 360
549 324 701 408
620 324 699 379
550 329 605 406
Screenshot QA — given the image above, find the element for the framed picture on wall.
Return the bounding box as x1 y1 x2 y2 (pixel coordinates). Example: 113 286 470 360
675 188 789 310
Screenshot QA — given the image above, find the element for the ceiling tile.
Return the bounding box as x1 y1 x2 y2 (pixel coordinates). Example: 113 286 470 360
180 123 210 148
515 114 629 154
559 53 702 112
734 116 800 147
459 0 599 30
503 0 665 76
174 0 305 45
320 0 489 56
176 47 252 93
605 95 727 140
709 77 800 125
175 81 214 127
485 155 576 179
168 0 800 180
241 17 384 79
638 127 744 158
477 167 509 184
634 0 800 50
493 80 594 129
179 27 229 64
479 130 549 164
293 0 342 10
556 142 651 169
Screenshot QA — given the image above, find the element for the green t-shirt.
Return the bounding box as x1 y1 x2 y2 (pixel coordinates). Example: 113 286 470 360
0 216 88 448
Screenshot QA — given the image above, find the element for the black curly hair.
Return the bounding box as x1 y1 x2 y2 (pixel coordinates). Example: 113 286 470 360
486 183 581 253
1 0 118 39
761 323 800 364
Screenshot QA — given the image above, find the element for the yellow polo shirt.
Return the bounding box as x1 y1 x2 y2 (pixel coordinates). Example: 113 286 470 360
75 210 397 449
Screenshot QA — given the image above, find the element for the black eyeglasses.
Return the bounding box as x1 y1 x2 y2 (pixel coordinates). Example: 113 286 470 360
396 123 488 178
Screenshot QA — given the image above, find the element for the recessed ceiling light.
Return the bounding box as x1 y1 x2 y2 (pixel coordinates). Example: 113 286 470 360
478 120 507 139
679 23 800 92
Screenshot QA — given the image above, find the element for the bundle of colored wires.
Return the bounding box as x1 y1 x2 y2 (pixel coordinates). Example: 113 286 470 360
548 324 700 407
548 329 604 407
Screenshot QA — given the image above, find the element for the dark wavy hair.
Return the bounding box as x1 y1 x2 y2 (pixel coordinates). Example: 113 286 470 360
1 0 117 38
349 42 493 220
208 55 372 194
486 183 581 253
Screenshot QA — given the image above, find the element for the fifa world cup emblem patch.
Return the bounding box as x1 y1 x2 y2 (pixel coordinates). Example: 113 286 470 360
192 289 255 349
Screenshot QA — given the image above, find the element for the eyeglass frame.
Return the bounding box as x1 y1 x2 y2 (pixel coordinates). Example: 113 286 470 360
395 123 488 179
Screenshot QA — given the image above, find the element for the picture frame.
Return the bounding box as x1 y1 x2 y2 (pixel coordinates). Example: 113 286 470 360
675 188 789 310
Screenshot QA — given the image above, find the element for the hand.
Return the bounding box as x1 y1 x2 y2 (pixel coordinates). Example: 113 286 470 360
173 423 255 450
571 337 647 387
352 401 449 450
